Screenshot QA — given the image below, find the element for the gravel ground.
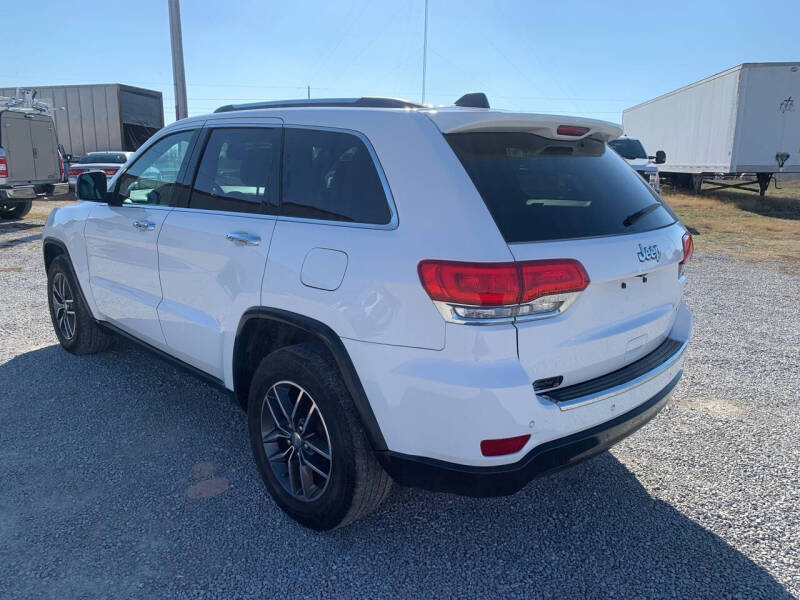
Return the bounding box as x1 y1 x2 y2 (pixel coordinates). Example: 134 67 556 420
1 211 798 599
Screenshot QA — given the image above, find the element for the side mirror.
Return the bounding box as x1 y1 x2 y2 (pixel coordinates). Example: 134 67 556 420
64 153 73 162
654 150 666 164
76 171 109 202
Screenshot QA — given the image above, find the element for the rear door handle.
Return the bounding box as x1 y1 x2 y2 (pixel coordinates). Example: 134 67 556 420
133 220 155 231
225 232 260 246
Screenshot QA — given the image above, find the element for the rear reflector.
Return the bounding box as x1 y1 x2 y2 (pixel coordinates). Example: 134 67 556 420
480 434 531 457
0 157 7 178
680 231 694 264
418 259 589 307
556 125 590 136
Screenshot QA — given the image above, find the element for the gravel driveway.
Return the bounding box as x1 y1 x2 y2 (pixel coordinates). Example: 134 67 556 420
1 211 798 599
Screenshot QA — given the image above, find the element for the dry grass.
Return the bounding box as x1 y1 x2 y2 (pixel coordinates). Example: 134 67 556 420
663 181 800 270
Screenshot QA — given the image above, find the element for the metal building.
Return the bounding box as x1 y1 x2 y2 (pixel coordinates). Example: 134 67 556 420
0 83 164 158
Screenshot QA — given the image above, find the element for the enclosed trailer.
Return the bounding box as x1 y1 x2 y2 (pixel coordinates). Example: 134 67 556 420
0 84 164 158
622 63 800 195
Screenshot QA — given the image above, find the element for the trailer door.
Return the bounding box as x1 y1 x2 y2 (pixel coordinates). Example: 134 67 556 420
1 112 36 182
733 64 800 173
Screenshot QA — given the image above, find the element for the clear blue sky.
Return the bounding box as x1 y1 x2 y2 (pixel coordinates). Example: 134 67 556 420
3 0 798 124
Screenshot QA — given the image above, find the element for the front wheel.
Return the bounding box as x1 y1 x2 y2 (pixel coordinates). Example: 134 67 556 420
248 343 392 530
47 255 113 354
0 201 32 220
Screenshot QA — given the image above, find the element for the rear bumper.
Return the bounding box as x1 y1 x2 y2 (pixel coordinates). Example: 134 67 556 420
378 371 680 496
0 182 68 201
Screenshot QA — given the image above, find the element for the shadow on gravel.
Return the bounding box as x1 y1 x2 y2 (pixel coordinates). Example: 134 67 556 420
0 342 793 598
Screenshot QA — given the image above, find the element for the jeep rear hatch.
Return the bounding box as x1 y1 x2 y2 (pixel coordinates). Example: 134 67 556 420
443 125 689 391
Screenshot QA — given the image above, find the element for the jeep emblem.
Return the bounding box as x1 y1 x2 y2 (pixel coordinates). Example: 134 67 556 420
637 243 660 262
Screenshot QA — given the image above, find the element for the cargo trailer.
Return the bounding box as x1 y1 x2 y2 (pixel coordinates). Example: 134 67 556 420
0 84 164 160
622 63 800 195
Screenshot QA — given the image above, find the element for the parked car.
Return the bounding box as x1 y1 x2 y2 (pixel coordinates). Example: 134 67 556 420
608 136 665 191
43 95 693 530
67 151 131 188
0 92 69 219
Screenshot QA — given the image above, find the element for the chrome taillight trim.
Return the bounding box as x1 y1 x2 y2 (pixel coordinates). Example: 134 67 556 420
433 292 582 326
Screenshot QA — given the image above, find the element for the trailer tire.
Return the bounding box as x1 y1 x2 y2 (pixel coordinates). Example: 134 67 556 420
0 201 32 220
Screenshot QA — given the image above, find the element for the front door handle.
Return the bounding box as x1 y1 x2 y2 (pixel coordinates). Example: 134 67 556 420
133 220 155 231
226 232 260 246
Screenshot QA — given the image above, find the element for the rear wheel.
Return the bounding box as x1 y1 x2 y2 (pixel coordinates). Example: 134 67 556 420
247 343 392 530
0 201 32 220
47 255 113 354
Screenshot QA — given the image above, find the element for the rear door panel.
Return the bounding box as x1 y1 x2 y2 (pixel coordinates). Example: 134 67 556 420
1 112 36 182
510 223 686 387
29 116 59 181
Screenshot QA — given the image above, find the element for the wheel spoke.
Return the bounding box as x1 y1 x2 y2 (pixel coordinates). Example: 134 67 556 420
300 452 330 480
290 389 305 424
287 449 300 496
273 385 293 424
264 389 291 434
263 427 289 444
303 434 331 461
267 445 292 463
298 455 315 498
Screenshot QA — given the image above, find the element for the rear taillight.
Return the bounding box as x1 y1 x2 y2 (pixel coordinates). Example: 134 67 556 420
679 231 694 278
418 259 589 323
480 434 531 457
68 167 83 176
103 168 118 176
556 125 590 136
59 155 64 178
0 156 7 178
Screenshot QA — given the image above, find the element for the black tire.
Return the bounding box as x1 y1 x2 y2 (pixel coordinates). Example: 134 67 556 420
47 255 113 354
248 342 392 530
0 201 32 220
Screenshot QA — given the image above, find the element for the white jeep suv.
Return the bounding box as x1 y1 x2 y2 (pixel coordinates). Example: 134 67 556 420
43 95 693 530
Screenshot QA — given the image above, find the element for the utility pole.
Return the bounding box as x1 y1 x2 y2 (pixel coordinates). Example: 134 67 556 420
168 0 189 120
421 0 429 104
307 85 311 100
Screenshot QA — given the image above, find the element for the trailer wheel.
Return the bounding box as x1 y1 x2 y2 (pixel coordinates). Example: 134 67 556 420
756 173 772 197
0 201 32 220
691 174 704 194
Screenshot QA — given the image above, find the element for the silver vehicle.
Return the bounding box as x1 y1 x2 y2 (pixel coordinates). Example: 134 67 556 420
68 151 132 188
0 91 68 219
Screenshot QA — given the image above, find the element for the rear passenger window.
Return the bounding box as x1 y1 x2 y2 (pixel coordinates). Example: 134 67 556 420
281 128 391 225
190 128 280 214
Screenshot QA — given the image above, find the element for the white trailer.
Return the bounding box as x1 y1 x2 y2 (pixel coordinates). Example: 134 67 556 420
622 62 800 195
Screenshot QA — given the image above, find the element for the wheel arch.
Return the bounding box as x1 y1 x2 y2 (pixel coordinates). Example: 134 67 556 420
233 307 388 452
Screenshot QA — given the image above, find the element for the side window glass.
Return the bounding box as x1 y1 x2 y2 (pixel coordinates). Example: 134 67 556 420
189 127 280 214
281 128 391 225
115 130 195 205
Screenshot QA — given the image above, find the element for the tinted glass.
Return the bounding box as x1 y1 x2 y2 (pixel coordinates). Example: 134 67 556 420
608 138 647 160
190 127 280 214
115 131 195 205
282 128 391 224
80 152 128 164
446 132 676 243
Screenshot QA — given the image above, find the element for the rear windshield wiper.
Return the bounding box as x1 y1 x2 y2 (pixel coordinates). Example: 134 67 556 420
623 202 662 227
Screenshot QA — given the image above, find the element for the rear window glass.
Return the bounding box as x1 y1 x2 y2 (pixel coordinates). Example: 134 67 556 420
446 132 675 243
79 153 127 164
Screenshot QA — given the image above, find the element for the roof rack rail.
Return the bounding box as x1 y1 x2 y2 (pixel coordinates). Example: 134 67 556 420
214 97 424 113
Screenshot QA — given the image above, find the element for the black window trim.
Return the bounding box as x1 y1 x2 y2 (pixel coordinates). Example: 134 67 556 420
278 125 399 230
183 123 284 217
111 124 202 209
